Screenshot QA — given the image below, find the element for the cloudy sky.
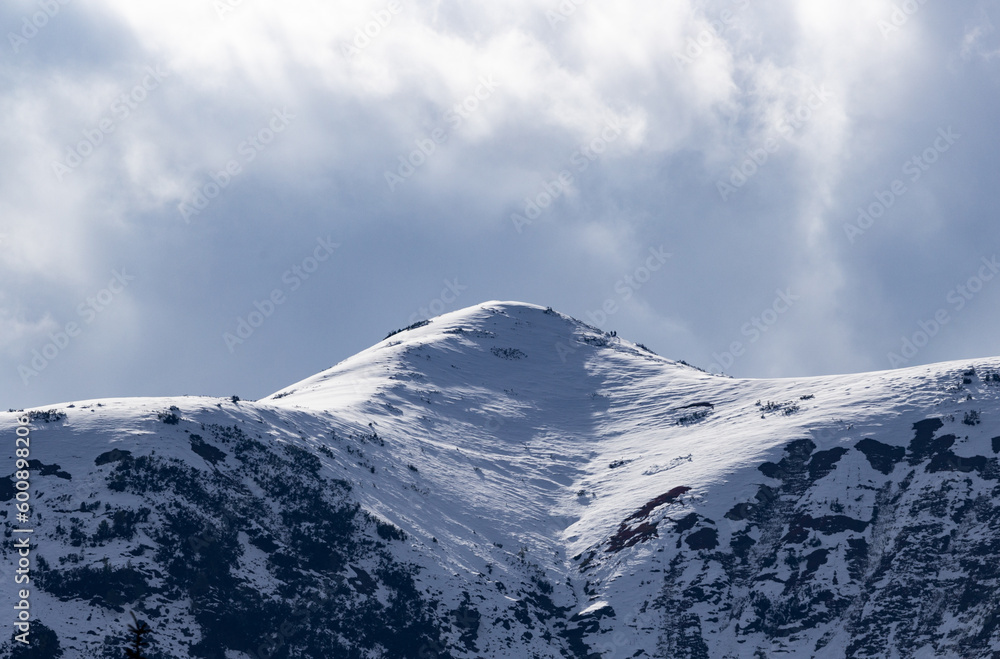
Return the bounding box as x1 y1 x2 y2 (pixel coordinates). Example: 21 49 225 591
2 0 999 409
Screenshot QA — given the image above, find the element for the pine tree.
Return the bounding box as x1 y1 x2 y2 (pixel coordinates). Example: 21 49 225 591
125 611 152 659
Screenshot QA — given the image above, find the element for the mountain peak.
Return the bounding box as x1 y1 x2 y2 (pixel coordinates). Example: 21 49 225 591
7 300 1000 657
263 300 681 409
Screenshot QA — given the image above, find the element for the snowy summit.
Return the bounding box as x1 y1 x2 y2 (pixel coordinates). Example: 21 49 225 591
3 301 1000 658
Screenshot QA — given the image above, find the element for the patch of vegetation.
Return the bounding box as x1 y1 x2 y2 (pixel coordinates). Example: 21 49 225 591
451 591 482 653
189 435 226 465
106 454 220 498
95 449 132 466
157 406 181 425
110 507 151 541
26 459 72 479
677 409 711 425
6 619 62 658
384 319 430 340
353 429 385 447
491 347 527 360
124 611 153 659
28 409 67 423
756 400 800 416
36 559 151 611
444 327 495 338
283 443 321 474
374 518 407 542
51 415 453 658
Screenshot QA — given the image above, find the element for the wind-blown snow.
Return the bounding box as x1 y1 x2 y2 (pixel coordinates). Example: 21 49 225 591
3 301 1000 658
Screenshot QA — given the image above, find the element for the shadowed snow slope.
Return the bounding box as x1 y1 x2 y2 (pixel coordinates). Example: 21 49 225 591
3 301 1000 658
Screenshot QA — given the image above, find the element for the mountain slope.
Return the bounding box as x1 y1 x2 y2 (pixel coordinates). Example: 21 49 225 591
3 301 1000 658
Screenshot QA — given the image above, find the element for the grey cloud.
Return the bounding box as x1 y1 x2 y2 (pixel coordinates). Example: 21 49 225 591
2 0 999 409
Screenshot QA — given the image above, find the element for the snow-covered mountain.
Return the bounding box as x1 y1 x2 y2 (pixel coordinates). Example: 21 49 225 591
3 301 1000 658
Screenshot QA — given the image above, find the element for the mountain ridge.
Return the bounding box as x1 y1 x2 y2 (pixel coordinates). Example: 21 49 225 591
3 301 1000 658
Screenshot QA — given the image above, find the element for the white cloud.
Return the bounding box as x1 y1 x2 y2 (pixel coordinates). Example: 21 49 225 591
2 0 997 406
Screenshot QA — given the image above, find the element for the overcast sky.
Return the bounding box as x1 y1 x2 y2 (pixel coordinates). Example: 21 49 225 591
2 0 999 409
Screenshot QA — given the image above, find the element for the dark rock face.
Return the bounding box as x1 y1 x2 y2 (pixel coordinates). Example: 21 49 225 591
655 416 1000 657
607 486 690 553
0 476 15 502
926 451 988 474
187 434 226 464
26 460 72 480
907 418 947 463
758 438 816 484
855 438 905 474
781 514 868 543
684 528 718 551
7 405 625 659
9 422 455 659
95 449 132 466
5 380 1000 658
807 447 849 480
